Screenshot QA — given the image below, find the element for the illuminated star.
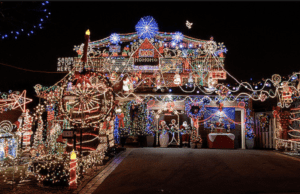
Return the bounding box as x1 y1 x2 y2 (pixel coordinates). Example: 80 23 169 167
11 90 32 112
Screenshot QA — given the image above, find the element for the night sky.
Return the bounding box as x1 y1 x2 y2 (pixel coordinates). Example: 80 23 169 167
0 1 299 109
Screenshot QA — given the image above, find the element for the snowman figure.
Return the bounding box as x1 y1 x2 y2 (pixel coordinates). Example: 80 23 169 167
123 76 131 93
174 69 181 85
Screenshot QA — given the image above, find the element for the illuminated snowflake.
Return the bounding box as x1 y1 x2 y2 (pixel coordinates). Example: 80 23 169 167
215 42 228 55
217 42 225 50
110 33 120 44
135 16 159 39
172 32 183 43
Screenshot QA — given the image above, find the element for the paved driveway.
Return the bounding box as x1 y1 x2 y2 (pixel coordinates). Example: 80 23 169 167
92 148 300 194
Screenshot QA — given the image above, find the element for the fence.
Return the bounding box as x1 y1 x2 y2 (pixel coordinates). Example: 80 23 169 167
254 112 276 149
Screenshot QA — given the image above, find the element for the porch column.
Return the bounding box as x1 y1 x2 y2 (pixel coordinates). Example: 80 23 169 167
241 109 246 149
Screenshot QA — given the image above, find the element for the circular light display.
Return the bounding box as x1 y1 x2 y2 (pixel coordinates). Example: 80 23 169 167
135 16 159 39
110 33 120 44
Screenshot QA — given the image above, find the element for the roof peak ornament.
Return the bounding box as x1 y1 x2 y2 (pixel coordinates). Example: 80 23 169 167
135 16 159 40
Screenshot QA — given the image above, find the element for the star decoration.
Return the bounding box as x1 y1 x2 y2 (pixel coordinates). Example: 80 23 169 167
0 90 32 113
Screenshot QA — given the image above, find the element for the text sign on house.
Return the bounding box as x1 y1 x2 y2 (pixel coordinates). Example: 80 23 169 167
135 49 158 65
62 129 75 138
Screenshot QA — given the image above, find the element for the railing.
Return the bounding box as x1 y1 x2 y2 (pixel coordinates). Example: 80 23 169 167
275 138 300 152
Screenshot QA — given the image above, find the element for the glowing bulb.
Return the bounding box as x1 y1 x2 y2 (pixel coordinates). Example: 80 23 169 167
86 29 90 35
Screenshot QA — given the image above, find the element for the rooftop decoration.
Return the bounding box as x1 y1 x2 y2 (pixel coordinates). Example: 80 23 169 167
110 33 120 44
172 32 183 43
135 16 159 39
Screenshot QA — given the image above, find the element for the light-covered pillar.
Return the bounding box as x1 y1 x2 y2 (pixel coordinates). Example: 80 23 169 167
241 109 246 149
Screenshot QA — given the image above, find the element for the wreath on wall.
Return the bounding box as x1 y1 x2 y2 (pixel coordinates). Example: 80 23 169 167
185 101 205 118
259 113 269 131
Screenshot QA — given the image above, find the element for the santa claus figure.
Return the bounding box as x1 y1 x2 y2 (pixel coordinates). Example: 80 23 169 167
110 71 117 82
180 121 190 147
281 82 293 104
215 117 225 133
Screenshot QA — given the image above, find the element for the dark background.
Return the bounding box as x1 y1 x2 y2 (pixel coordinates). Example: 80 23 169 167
0 1 299 110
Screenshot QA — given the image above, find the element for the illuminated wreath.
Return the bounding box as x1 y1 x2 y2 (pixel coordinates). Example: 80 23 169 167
147 99 155 108
238 102 246 108
185 101 205 118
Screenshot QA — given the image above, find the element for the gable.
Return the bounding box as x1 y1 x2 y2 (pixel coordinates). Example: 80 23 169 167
132 38 162 59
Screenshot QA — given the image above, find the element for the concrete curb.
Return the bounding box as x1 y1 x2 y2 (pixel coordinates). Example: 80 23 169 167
77 149 133 194
273 150 300 162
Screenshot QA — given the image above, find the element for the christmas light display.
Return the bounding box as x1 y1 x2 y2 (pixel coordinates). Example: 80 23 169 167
0 120 18 160
2 15 300 190
69 150 77 189
135 16 159 39
110 33 120 45
0 90 32 113
186 20 193 29
172 32 183 43
0 1 51 40
15 109 33 149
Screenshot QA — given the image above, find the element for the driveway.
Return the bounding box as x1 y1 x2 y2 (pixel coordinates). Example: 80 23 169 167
91 148 300 194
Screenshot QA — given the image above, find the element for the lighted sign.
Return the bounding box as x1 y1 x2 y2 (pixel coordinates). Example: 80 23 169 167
62 129 74 138
139 49 154 57
135 49 158 66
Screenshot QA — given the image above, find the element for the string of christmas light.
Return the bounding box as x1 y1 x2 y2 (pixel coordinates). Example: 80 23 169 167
0 1 51 40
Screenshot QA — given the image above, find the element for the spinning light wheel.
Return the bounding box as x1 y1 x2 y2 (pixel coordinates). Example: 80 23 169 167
60 75 114 128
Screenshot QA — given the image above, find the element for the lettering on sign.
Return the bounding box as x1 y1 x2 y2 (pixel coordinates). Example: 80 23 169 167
139 49 154 57
135 49 158 66
134 58 158 62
